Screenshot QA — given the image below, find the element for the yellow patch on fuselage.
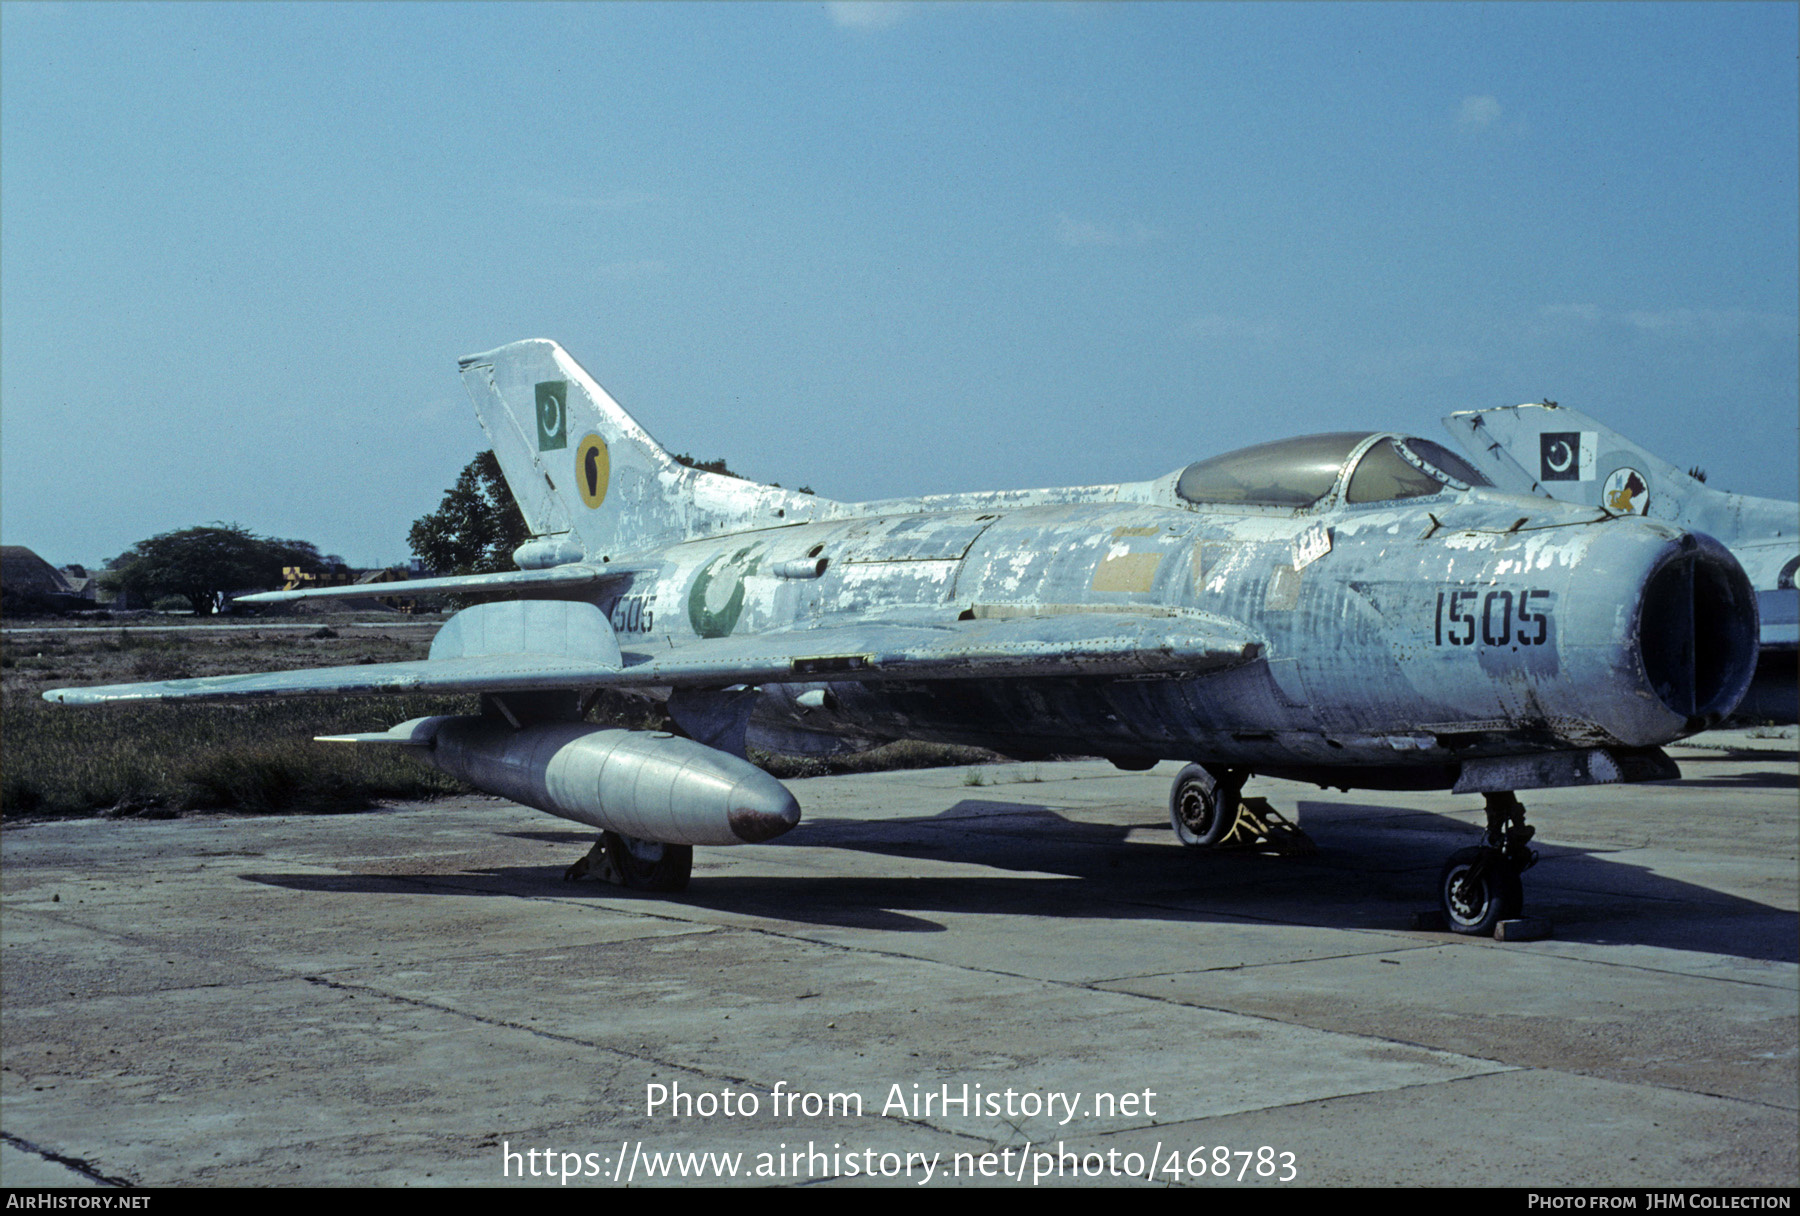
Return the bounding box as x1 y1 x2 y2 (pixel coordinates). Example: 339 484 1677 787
1092 551 1163 593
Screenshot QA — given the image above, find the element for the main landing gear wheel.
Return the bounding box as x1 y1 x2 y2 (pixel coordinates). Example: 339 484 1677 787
1437 790 1537 936
1438 848 1523 936
565 832 693 892
604 831 692 891
1169 764 1243 848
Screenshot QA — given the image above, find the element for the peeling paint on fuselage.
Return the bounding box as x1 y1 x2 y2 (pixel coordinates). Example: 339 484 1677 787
581 466 1733 787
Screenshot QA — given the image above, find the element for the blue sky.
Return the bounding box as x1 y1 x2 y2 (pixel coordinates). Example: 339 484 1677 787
4 1 1795 568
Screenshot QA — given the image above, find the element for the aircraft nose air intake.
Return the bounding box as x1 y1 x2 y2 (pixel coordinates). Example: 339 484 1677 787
1517 525 1758 749
1636 535 1760 727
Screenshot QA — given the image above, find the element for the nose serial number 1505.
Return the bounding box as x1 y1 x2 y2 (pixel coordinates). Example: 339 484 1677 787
1435 588 1551 648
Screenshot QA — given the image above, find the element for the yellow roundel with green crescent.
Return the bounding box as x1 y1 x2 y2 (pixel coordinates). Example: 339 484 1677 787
575 434 609 509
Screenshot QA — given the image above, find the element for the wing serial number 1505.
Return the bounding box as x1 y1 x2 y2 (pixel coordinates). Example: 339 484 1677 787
610 593 656 634
1435 588 1551 647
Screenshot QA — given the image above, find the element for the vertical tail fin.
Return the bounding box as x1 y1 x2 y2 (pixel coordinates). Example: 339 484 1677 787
1443 403 1701 517
457 340 824 562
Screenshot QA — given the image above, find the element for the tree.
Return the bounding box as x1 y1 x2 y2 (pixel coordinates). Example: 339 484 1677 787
672 453 811 494
671 453 741 478
408 451 530 576
104 524 328 614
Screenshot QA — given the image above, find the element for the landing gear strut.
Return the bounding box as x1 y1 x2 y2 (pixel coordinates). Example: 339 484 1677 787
1438 791 1537 936
1168 765 1315 853
565 831 693 892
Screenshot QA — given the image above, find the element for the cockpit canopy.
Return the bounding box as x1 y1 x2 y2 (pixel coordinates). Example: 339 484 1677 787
1175 432 1491 509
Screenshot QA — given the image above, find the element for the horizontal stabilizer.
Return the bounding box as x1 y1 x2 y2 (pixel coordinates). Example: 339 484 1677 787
44 612 1262 705
235 563 648 605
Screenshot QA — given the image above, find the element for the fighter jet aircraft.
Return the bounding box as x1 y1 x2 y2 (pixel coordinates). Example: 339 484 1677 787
1444 403 1796 721
46 341 1762 935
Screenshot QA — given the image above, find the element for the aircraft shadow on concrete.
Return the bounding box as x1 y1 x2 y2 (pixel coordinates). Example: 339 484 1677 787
240 868 952 933
498 829 600 844
1658 769 1797 790
240 795 1796 963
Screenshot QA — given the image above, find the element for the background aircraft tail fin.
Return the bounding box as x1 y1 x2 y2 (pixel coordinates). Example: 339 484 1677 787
457 339 824 562
1447 402 1798 594
1443 403 1701 519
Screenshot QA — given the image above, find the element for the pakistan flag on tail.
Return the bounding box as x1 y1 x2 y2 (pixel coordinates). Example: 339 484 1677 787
536 380 568 451
457 340 824 564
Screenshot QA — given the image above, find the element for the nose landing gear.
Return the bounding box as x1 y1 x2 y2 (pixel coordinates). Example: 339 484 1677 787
1438 791 1538 936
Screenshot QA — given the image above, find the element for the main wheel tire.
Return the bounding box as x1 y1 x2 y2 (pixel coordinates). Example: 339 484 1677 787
1439 846 1523 936
1169 764 1236 848
603 831 693 892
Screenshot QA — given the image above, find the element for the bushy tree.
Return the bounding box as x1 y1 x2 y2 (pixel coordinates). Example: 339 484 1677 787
407 451 530 576
672 453 810 494
104 525 328 614
671 453 741 478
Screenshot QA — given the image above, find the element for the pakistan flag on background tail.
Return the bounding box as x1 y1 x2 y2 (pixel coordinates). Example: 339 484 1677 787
1536 430 1596 483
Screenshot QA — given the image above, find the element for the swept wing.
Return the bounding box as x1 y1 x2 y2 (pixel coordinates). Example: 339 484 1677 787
43 605 1261 706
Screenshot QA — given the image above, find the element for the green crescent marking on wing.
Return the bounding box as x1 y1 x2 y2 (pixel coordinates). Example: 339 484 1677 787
688 547 761 638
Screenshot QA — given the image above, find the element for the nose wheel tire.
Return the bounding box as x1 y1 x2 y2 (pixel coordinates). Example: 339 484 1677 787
1169 764 1238 848
1439 847 1523 936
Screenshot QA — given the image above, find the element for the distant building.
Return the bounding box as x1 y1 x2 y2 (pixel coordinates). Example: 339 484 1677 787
1 546 70 594
1 546 90 612
58 564 99 602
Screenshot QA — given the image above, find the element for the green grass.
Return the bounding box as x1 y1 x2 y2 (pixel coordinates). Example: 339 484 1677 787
3 623 1015 819
3 625 468 818
4 694 478 818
